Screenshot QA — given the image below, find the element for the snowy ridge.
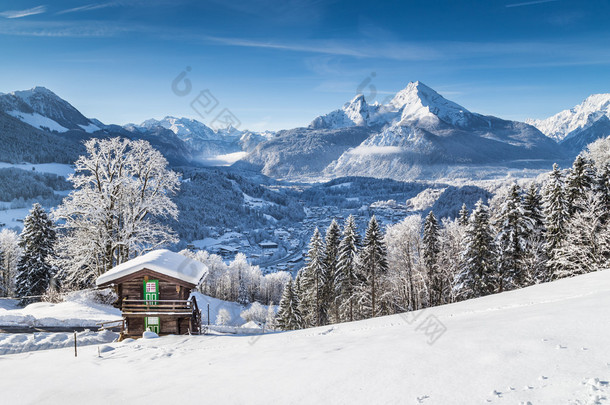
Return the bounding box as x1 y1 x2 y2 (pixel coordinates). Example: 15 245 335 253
0 86 100 132
390 81 473 127
132 116 273 161
309 81 477 131
310 94 376 129
527 93 610 141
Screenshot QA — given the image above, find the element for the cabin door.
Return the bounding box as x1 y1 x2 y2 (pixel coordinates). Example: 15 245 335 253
144 280 160 333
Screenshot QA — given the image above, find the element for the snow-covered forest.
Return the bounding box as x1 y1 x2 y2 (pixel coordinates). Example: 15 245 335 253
275 137 610 329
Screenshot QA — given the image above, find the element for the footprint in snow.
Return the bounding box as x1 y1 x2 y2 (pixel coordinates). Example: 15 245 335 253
556 344 567 349
539 375 548 380
491 390 502 397
416 395 429 403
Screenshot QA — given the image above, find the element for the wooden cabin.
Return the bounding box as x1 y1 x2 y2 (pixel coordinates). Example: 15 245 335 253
96 249 208 338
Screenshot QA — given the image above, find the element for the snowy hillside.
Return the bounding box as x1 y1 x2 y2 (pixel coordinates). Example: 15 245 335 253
244 81 565 181
527 93 610 142
0 87 100 133
1 270 608 404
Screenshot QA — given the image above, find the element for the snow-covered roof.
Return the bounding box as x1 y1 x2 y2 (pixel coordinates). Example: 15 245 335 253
96 249 207 287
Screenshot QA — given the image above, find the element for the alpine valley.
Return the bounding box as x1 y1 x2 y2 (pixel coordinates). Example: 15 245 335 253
0 82 609 271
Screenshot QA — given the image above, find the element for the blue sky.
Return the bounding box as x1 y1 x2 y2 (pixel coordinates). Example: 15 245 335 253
0 0 608 131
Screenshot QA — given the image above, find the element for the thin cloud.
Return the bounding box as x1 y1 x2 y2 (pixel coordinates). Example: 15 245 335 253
56 3 117 15
506 0 558 8
0 20 137 37
202 35 440 61
0 5 46 19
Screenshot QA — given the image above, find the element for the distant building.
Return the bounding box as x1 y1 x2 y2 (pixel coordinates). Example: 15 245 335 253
259 241 278 250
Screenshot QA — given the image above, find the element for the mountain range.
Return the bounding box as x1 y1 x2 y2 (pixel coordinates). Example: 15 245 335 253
0 83 608 181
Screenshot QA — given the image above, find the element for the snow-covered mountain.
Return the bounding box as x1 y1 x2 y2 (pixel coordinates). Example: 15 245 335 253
0 87 101 133
526 93 610 156
526 93 610 142
128 116 273 160
243 81 566 181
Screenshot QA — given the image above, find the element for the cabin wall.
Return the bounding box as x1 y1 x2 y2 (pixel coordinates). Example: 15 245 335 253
117 274 191 302
125 316 193 336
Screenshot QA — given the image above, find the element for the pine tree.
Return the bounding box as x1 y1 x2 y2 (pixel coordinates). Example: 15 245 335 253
323 220 341 323
15 204 57 306
299 228 326 327
336 215 361 322
522 183 545 233
0 229 20 298
595 164 610 224
359 216 388 318
423 211 441 306
0 248 5 297
455 200 496 299
237 269 249 305
276 279 303 330
521 183 547 284
294 270 307 322
494 184 527 291
543 164 569 276
566 155 595 214
458 203 469 226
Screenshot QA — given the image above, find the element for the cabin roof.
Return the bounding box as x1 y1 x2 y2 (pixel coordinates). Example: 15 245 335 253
95 249 207 287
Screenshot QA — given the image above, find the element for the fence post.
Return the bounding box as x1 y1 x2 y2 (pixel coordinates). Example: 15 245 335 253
207 303 210 326
74 331 77 357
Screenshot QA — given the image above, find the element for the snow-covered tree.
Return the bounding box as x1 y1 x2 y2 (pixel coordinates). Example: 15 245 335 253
565 155 595 214
594 164 610 223
15 204 57 305
455 200 496 299
521 183 548 284
494 184 527 291
458 203 469 226
231 253 251 305
423 211 441 306
54 138 180 289
0 229 20 297
385 215 424 312
337 215 361 322
543 164 569 275
265 302 277 331
522 182 545 234
299 228 326 327
276 279 303 330
438 218 466 303
553 191 610 278
240 302 267 324
323 219 341 323
215 308 232 326
359 216 388 317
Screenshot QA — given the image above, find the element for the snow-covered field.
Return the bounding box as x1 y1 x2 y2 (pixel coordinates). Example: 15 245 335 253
0 330 118 355
0 292 121 328
0 162 74 178
0 270 608 404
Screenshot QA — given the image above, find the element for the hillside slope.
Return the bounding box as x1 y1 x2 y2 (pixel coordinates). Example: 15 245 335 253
1 270 608 404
